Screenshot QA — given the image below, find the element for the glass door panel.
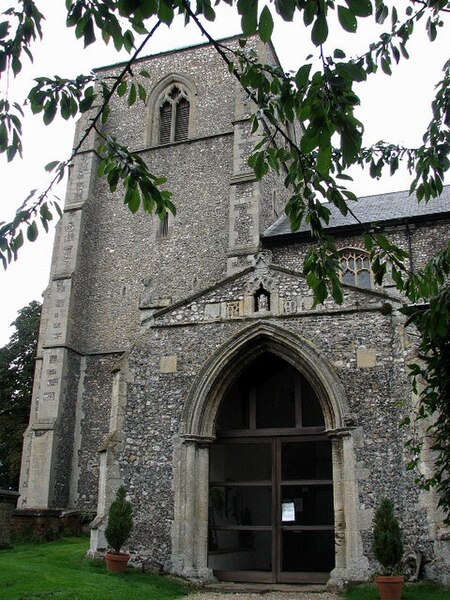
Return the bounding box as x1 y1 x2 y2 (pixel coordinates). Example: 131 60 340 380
209 486 272 527
280 484 334 526
281 441 332 480
278 439 335 582
208 530 272 573
210 443 272 482
281 530 335 573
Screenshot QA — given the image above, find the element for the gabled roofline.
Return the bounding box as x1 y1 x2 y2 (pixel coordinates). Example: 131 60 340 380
150 260 403 322
263 210 450 246
151 266 254 319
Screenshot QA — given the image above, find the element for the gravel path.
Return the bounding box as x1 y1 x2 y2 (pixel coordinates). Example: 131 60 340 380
183 584 342 600
184 593 341 600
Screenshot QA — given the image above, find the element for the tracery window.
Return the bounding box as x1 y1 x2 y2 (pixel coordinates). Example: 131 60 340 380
159 85 190 144
159 212 169 238
339 248 372 289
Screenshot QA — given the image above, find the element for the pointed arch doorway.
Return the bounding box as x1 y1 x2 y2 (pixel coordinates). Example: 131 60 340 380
208 352 334 584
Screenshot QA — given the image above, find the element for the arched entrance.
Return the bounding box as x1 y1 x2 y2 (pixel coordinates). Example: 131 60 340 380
171 323 367 586
208 352 334 583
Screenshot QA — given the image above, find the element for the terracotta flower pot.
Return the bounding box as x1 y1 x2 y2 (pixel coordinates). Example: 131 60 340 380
105 552 130 573
374 575 404 600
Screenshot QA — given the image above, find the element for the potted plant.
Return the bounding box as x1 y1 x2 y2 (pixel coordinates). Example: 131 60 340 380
104 486 133 573
372 498 404 600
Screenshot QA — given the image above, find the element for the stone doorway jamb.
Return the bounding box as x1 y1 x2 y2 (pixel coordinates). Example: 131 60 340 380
171 321 367 584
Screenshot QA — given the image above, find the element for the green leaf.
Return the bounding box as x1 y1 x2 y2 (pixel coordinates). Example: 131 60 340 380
311 14 328 46
240 0 258 35
336 62 366 82
45 161 60 172
338 6 357 33
295 64 312 89
126 187 140 213
128 83 137 106
274 0 295 22
334 49 346 59
300 129 318 154
259 6 274 42
158 0 174 25
381 57 392 75
123 30 134 53
83 17 96 47
303 1 316 26
117 81 127 97
43 101 57 125
317 144 332 176
27 222 38 242
79 95 95 112
138 83 147 102
0 123 7 151
0 21 9 39
344 0 372 17
101 104 110 125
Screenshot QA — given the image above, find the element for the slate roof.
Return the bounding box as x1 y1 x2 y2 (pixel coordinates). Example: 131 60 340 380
264 185 450 240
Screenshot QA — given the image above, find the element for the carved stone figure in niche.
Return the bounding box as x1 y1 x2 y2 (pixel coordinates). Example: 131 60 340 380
254 284 270 312
140 276 154 308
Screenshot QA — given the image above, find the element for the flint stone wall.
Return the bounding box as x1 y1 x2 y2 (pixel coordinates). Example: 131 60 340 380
113 303 431 573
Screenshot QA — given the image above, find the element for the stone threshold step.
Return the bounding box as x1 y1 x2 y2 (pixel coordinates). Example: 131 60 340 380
203 583 329 594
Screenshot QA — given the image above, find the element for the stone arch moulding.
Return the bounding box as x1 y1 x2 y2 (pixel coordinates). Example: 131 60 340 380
145 73 198 146
180 321 350 438
170 322 369 586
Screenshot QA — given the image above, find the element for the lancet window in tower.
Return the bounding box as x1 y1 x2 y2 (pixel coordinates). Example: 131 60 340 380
159 85 190 144
339 248 372 289
159 212 169 238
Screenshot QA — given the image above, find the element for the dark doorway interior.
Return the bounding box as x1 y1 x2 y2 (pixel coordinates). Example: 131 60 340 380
208 353 334 583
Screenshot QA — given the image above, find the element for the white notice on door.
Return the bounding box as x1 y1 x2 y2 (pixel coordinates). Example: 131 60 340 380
281 502 295 522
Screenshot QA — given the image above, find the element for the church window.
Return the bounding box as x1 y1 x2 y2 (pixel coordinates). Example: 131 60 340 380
160 212 169 237
339 249 372 289
158 85 190 144
158 212 169 238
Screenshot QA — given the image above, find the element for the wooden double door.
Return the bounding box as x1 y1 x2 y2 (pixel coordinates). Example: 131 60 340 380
208 353 335 583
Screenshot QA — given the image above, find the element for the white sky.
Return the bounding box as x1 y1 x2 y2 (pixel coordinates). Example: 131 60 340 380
0 1 448 345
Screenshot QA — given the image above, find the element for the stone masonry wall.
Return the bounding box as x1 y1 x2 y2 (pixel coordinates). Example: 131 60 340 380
52 351 81 507
70 133 233 353
117 302 428 571
68 36 274 354
75 354 122 511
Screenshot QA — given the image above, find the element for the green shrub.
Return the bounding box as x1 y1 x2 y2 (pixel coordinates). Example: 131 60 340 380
372 498 404 574
104 486 133 554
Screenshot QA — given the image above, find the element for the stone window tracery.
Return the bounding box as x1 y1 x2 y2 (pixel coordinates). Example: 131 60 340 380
159 212 169 238
158 85 190 144
339 248 372 289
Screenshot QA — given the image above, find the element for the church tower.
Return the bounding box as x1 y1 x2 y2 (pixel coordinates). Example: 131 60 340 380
18 35 283 513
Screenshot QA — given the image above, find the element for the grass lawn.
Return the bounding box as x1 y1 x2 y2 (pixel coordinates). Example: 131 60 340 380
0 536 190 600
344 582 450 599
